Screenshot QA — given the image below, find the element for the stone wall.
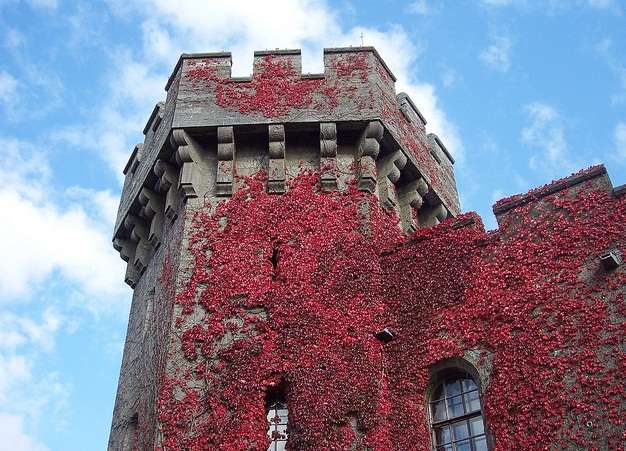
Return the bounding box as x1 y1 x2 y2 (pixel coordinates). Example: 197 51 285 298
107 47 624 450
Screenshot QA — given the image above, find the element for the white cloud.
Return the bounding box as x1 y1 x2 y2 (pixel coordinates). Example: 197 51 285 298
522 102 576 174
0 137 127 303
92 0 464 172
594 38 626 105
27 0 57 10
441 65 459 87
0 307 69 449
0 70 18 109
614 122 626 161
587 0 621 12
409 0 437 15
479 0 524 6
480 34 512 73
0 309 63 353
4 28 25 49
0 412 48 451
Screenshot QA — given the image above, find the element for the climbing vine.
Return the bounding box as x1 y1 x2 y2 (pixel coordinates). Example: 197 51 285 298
154 166 624 450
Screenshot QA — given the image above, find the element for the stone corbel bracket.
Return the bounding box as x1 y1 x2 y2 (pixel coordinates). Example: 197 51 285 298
397 177 429 232
171 129 203 200
113 238 139 288
138 187 164 249
154 159 180 222
320 122 337 191
268 124 286 194
216 126 235 197
123 214 152 278
357 121 384 193
377 149 407 209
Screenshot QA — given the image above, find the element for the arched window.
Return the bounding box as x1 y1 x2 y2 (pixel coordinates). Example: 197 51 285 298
266 392 288 451
429 373 488 451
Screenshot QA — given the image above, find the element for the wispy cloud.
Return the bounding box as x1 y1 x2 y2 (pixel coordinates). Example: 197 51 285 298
480 33 512 73
408 0 439 15
594 38 626 105
4 28 25 49
614 121 626 162
522 101 575 174
0 69 19 112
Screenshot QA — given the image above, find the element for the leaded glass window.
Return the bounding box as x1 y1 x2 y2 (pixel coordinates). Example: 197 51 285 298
430 375 488 451
266 399 288 451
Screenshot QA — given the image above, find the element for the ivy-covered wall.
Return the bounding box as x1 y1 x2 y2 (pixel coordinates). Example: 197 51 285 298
151 166 624 450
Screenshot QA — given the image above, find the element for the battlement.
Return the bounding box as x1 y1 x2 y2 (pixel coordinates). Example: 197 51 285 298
112 47 461 287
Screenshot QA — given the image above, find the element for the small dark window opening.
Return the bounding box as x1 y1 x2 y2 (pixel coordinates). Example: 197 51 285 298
269 246 279 279
429 373 488 451
123 413 138 451
266 386 288 451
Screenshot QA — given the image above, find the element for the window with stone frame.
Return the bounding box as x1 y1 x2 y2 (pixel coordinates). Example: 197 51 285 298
429 373 488 451
266 390 288 451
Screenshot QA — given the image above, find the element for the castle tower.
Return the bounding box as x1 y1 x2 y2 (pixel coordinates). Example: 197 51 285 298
109 48 625 450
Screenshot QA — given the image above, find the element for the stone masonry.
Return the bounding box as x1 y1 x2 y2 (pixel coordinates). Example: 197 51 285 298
108 47 625 450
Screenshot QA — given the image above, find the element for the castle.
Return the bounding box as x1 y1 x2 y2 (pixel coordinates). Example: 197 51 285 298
108 47 625 450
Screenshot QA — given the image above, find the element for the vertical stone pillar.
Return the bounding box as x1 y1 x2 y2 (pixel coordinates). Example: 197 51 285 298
268 124 286 194
320 123 337 192
357 121 384 193
217 126 235 197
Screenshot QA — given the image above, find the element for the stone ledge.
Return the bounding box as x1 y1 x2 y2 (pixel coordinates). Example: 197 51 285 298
493 165 608 216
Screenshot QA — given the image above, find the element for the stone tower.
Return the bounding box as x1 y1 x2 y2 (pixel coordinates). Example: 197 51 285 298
109 48 625 450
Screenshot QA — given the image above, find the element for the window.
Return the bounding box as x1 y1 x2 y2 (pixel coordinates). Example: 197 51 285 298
266 395 288 451
429 374 488 451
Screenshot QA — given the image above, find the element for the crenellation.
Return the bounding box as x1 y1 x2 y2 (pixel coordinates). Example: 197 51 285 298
397 92 427 127
253 49 302 74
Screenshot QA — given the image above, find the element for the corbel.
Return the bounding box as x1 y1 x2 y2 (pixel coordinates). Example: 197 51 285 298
171 129 202 200
114 238 140 288
154 159 180 222
268 124 286 194
377 149 407 209
357 121 384 193
139 187 165 249
216 126 235 197
320 123 337 191
397 177 429 232
124 214 151 275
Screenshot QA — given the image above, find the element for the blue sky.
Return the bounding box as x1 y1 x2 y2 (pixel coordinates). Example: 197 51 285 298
0 0 624 449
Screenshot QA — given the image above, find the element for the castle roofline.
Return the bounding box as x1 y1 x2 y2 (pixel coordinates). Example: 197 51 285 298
397 92 427 126
429 133 455 165
165 51 233 90
492 165 609 215
164 46 397 91
324 46 397 81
